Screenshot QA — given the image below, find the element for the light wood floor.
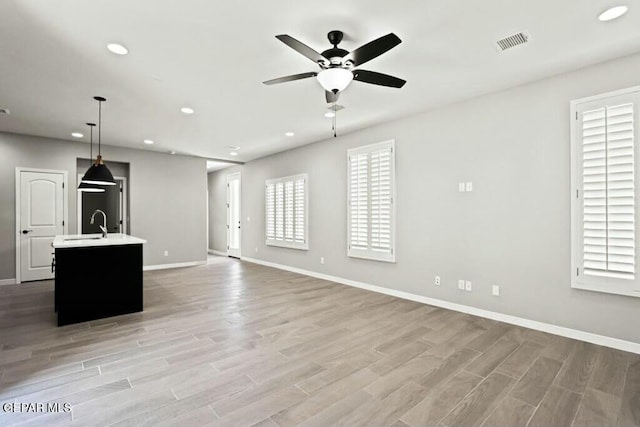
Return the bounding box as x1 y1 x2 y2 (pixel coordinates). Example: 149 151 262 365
1 256 639 427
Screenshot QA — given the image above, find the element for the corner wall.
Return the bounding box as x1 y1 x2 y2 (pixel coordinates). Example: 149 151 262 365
208 51 640 344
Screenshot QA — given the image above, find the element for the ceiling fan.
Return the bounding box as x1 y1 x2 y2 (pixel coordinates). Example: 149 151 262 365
263 30 406 103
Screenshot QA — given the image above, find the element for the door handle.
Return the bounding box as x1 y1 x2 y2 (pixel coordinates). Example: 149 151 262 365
22 229 33 234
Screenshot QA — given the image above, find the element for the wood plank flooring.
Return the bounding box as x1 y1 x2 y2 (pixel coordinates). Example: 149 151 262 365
0 256 639 426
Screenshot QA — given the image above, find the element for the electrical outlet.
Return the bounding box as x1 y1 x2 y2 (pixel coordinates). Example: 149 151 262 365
465 281 472 291
458 280 465 290
492 285 500 296
320 257 325 264
458 182 466 192
465 182 473 192
163 250 168 257
435 276 441 286
247 216 251 222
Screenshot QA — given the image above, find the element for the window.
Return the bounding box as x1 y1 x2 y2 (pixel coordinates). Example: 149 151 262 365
265 174 308 249
571 87 640 297
348 140 395 262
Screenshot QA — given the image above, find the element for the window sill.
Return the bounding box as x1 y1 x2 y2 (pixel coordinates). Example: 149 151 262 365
571 281 640 298
266 240 308 251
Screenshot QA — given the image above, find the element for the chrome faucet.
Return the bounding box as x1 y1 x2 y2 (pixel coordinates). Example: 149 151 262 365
90 209 108 238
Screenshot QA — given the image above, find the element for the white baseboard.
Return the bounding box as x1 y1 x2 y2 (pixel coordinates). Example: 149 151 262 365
241 256 640 355
208 249 227 256
0 278 16 286
143 261 206 271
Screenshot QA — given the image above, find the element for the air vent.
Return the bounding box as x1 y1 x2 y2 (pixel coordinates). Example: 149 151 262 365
0 108 10 115
496 32 529 51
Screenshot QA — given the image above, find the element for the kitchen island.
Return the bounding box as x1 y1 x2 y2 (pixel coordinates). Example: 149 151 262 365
52 233 146 326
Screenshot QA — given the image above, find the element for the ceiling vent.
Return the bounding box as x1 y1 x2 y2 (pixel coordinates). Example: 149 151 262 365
496 32 529 51
0 108 10 115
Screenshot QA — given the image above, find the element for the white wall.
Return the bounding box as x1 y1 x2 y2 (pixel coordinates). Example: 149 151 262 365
209 51 640 344
1 132 208 278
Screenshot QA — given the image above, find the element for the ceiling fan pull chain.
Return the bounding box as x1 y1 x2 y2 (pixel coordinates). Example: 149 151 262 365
333 101 337 137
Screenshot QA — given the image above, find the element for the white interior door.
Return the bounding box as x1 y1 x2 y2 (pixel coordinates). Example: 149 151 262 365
17 169 66 282
227 173 241 258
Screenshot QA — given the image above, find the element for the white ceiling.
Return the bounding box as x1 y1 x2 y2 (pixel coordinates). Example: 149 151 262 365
1 0 639 163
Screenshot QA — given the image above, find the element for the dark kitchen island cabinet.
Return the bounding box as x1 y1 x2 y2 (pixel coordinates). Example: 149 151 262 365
52 234 146 326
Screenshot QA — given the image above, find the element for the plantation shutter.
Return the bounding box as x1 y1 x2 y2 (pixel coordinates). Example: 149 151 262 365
348 140 395 262
294 177 305 244
266 183 275 240
265 174 308 249
582 103 635 280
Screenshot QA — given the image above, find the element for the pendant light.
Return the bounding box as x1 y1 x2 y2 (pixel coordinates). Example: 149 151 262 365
78 122 105 192
81 96 116 186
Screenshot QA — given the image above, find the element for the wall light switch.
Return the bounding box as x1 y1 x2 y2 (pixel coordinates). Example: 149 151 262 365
458 182 466 192
492 285 500 296
164 250 168 257
255 247 258 253
247 216 251 222
465 182 473 192
320 257 325 264
458 280 465 290
465 281 472 291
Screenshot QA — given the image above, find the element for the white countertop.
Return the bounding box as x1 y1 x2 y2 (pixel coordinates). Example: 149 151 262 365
53 233 147 248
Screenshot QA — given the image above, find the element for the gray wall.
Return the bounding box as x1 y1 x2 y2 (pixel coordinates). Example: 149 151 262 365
209 52 640 343
1 132 208 278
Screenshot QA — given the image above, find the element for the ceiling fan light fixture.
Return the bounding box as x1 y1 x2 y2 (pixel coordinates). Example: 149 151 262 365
317 68 353 93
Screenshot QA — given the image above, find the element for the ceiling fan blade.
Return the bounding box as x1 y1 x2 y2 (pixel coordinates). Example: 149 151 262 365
343 33 401 67
263 72 317 85
325 91 340 103
352 70 406 88
275 35 328 65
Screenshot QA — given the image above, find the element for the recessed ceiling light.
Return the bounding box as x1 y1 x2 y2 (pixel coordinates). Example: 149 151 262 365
181 107 194 114
285 132 295 137
71 132 83 138
143 139 154 145
598 5 628 21
229 152 238 156
107 43 128 55
324 111 335 118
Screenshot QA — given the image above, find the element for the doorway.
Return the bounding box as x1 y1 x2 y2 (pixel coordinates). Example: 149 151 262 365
15 168 68 283
77 175 127 234
226 173 241 258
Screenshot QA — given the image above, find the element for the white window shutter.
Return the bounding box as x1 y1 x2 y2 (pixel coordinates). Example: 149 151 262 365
350 153 369 250
294 178 305 243
572 87 640 297
265 174 308 250
265 183 275 240
582 103 635 280
348 140 395 262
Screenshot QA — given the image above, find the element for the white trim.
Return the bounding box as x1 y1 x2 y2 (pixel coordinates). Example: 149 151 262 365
15 167 69 284
208 249 227 256
0 278 16 286
143 261 206 271
241 256 640 355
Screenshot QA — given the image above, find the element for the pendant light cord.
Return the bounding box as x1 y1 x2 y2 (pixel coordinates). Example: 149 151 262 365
98 100 102 156
90 125 93 159
333 101 337 138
